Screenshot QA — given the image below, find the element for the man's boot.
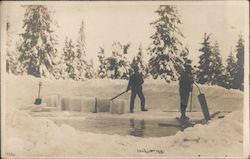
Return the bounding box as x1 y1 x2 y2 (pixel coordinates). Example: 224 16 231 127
141 108 148 112
180 104 189 120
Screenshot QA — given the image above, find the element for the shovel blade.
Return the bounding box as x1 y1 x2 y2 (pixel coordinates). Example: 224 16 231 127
197 93 211 120
34 98 42 105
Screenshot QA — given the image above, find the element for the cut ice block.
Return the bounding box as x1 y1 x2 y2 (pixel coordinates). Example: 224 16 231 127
81 97 96 113
96 98 110 112
69 97 82 111
110 100 127 114
44 95 60 107
61 97 70 111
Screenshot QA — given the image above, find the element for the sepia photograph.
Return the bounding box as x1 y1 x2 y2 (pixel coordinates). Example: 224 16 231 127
1 1 249 158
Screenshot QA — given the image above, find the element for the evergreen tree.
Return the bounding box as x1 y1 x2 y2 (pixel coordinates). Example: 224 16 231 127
87 59 95 79
131 45 146 77
106 56 119 79
62 37 78 80
210 41 224 86
97 47 107 78
225 50 238 89
84 61 95 79
120 43 131 79
196 33 213 84
148 5 185 83
180 47 191 66
6 21 22 75
106 42 130 79
235 35 244 90
106 42 121 79
75 19 93 80
18 5 58 78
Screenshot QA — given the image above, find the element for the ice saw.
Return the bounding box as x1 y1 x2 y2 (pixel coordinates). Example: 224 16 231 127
194 82 211 121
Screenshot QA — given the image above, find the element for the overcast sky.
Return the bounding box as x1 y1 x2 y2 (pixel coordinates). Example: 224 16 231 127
5 1 248 66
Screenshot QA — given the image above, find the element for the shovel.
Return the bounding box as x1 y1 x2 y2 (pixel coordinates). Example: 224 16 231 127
34 82 42 105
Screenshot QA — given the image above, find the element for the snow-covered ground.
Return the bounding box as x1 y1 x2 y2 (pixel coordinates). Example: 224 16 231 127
4 75 244 158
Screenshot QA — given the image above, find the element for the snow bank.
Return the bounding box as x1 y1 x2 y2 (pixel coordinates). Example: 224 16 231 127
5 107 243 157
4 75 244 157
6 75 243 112
6 107 137 157
137 109 243 157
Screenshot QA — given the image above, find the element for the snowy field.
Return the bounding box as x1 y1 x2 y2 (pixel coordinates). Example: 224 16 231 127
4 75 244 158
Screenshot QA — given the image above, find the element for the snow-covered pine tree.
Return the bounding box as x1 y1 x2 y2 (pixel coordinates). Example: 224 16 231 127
18 5 58 78
106 42 130 79
148 5 184 83
97 47 107 78
84 61 95 79
234 35 244 90
75 20 87 80
106 42 122 79
131 45 146 77
76 19 95 80
225 50 238 89
196 33 213 84
180 47 192 66
86 59 95 79
75 19 88 80
210 41 225 86
6 20 22 75
120 43 131 79
62 37 78 80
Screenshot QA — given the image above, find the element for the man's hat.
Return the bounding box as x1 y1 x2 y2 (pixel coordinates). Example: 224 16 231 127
133 65 139 71
185 64 192 72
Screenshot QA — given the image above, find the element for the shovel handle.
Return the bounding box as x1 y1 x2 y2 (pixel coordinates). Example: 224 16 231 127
194 82 201 94
110 91 127 101
38 82 42 98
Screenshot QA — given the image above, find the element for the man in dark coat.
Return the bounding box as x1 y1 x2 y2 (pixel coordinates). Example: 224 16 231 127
179 64 193 120
126 66 147 113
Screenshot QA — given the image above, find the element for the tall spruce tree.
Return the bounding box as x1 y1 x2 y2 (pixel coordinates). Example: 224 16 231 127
131 45 146 77
106 42 130 79
6 20 21 75
75 19 93 80
225 50 238 89
148 5 184 83
235 35 244 90
18 5 58 78
106 42 122 79
97 47 107 78
180 47 191 66
196 33 213 84
210 41 224 86
62 37 78 80
118 43 130 79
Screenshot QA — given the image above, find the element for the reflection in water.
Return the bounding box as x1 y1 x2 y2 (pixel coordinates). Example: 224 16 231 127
52 117 181 138
129 119 145 137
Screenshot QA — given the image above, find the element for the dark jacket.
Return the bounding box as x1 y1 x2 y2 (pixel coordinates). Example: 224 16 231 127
127 73 144 91
179 71 193 96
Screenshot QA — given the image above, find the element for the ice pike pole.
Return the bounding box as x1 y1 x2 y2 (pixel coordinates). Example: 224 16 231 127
110 90 127 101
194 82 211 121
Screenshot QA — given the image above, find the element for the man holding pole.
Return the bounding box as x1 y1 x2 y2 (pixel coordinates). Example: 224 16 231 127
126 66 148 113
179 64 193 120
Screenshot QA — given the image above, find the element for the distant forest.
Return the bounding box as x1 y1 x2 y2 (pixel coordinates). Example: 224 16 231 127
6 5 244 90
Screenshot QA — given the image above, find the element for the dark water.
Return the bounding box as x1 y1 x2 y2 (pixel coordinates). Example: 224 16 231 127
52 117 182 138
